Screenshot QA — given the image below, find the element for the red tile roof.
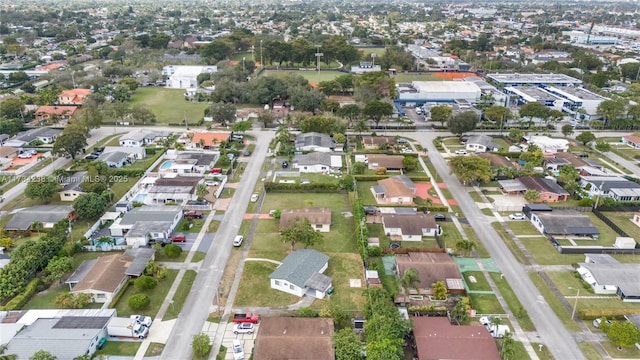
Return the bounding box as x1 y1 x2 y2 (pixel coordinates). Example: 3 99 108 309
35 106 78 116
191 132 230 147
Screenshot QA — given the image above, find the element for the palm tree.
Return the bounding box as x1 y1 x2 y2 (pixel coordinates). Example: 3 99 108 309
400 268 421 295
490 317 502 337
500 331 516 360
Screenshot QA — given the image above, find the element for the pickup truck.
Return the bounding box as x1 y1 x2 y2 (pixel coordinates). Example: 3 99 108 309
183 211 203 219
170 234 186 243
232 312 260 324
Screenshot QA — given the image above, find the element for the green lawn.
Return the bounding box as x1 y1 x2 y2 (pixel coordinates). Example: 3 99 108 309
311 253 366 312
355 181 378 205
247 220 289 261
163 270 197 320
261 70 346 84
392 73 440 82
234 261 299 307
462 271 492 291
604 211 640 238
114 269 179 318
177 217 207 233
469 293 504 314
490 272 535 331
519 238 584 265
94 340 140 357
129 87 209 124
491 223 530 265
463 224 491 258
24 283 69 309
507 221 541 236
579 342 603 360
145 343 165 357
602 341 640 358
512 341 532 360
357 47 387 58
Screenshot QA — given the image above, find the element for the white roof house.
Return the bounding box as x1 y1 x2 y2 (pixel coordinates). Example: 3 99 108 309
162 65 217 89
523 135 569 153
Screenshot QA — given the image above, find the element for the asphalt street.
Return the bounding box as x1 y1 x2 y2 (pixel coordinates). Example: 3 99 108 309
160 130 274 360
409 131 585 360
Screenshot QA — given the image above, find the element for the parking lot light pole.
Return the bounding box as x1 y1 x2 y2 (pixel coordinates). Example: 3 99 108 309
569 287 580 320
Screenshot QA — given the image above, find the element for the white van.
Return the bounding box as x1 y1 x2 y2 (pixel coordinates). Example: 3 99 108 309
233 235 244 247
232 339 245 360
415 107 423 115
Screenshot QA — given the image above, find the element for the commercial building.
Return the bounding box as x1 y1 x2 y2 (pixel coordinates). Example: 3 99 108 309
162 65 217 89
487 73 582 87
396 81 482 104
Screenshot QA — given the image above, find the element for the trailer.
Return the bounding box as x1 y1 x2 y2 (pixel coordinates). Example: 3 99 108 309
107 317 149 339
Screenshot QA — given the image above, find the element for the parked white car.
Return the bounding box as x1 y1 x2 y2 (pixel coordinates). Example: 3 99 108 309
454 149 467 155
18 153 32 159
232 339 245 360
508 213 526 220
130 315 152 327
250 193 259 202
233 322 255 334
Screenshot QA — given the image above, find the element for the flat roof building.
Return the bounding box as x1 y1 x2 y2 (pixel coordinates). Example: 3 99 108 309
487 73 582 87
396 81 481 103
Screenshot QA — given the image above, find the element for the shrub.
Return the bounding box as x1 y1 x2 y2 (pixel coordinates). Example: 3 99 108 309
298 307 319 317
128 294 151 310
367 246 383 257
578 198 594 207
192 333 212 357
55 292 93 308
1 278 41 310
164 243 183 258
134 275 158 291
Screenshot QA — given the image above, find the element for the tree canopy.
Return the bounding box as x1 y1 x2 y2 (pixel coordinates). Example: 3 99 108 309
448 111 479 137
448 155 492 184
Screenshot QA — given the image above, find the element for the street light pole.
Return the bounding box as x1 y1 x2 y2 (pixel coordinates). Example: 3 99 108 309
260 40 263 68
242 57 246 72
315 45 323 85
569 287 580 320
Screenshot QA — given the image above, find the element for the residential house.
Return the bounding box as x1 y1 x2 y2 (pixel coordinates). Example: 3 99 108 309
413 317 500 360
395 252 464 295
97 151 129 168
5 205 77 232
109 206 183 246
253 317 335 360
146 175 202 204
119 130 164 147
544 157 572 172
102 146 146 160
361 135 396 150
5 127 62 147
554 152 590 168
577 254 640 302
67 254 134 303
295 132 334 152
0 146 19 159
34 106 78 123
3 309 116 360
382 213 440 240
176 152 217 172
530 209 599 238
292 153 342 173
191 132 229 149
523 135 569 153
622 134 640 149
517 176 570 202
580 176 640 202
367 154 404 171
269 249 333 299
57 88 92 105
465 134 499 152
279 207 332 233
58 171 88 201
371 175 416 204
578 166 608 177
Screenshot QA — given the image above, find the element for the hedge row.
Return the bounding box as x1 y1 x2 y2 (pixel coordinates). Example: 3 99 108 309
108 279 131 308
577 307 640 320
353 175 431 182
2 278 41 310
264 182 342 193
111 169 146 177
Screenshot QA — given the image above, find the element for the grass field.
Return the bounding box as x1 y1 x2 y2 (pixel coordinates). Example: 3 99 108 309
234 261 299 307
114 270 179 318
94 341 140 357
519 237 584 265
261 70 346 84
129 87 208 124
357 47 387 58
462 271 492 291
163 270 197 320
392 73 441 82
528 272 581 332
469 293 504 314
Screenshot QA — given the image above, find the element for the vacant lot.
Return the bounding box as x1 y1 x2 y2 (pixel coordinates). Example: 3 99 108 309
519 238 584 265
261 70 346 84
311 253 366 312
129 87 208 124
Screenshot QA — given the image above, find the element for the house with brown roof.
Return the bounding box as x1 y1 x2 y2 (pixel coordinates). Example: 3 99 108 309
66 254 133 304
517 176 570 202
622 134 640 149
0 146 19 159
395 252 463 295
253 317 334 360
34 106 78 123
477 153 515 168
554 152 589 167
361 136 395 150
371 175 416 204
57 89 92 105
191 132 230 149
367 154 404 171
382 213 440 240
413 317 500 360
279 207 332 232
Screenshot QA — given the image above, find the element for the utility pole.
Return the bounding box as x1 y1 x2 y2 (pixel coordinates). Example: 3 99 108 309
260 40 263 68
315 45 323 85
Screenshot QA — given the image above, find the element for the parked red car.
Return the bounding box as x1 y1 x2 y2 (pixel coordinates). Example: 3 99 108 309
170 234 186 243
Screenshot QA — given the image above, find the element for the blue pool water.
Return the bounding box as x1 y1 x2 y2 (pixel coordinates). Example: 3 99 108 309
133 193 147 203
160 160 173 170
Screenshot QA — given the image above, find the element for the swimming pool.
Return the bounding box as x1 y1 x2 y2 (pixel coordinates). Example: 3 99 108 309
133 193 147 203
160 160 173 170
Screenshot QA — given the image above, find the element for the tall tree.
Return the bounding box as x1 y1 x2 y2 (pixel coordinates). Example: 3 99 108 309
334 328 364 360
604 321 640 348
484 105 512 128
29 350 57 360
448 111 479 137
448 155 492 184
430 105 452 126
524 189 541 202
130 105 156 125
52 126 87 160
400 268 420 295
280 218 324 251
561 124 574 138
519 102 550 127
207 102 237 127
73 193 107 219
44 256 73 284
191 333 211 357
576 131 596 146
25 176 59 203
596 99 625 123
363 100 393 128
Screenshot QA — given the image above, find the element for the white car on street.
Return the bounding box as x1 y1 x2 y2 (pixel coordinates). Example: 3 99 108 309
250 193 259 202
508 213 526 220
232 339 245 360
454 149 467 155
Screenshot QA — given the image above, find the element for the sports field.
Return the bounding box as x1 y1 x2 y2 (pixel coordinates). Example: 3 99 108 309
260 70 347 86
129 87 208 124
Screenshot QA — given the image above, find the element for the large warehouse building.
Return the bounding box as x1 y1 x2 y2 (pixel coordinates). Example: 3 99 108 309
396 81 482 104
487 73 582 87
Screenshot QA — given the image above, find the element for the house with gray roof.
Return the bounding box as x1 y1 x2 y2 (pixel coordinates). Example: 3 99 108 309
530 209 599 238
577 254 640 302
269 249 333 299
295 132 334 152
292 153 342 173
580 176 640 202
59 171 88 202
119 129 165 147
98 151 130 168
465 134 499 153
5 205 77 231
109 206 182 246
5 311 113 359
4 127 62 147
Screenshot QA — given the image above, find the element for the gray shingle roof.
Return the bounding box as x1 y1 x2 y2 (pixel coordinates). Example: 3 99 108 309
580 262 640 297
119 207 181 225
269 249 330 288
295 132 334 150
294 152 332 166
98 151 129 163
466 134 498 150
5 205 74 231
535 210 599 235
